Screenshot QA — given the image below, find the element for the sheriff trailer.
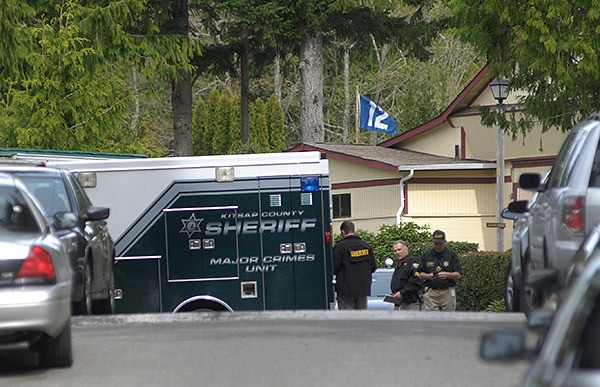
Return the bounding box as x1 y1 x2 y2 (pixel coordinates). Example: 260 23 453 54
48 152 334 313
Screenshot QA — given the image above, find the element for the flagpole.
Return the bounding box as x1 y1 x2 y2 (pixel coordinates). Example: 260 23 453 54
355 86 359 144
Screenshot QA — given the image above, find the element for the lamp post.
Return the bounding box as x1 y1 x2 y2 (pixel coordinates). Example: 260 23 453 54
489 78 509 252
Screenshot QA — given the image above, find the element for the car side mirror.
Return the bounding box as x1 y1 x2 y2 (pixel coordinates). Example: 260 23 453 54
505 200 529 216
86 205 110 221
519 173 543 191
52 211 78 230
480 329 527 361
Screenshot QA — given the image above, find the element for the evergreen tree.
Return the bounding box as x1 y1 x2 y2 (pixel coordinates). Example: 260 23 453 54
266 95 287 151
227 94 242 153
0 0 197 153
253 99 270 152
202 88 221 155
192 97 208 155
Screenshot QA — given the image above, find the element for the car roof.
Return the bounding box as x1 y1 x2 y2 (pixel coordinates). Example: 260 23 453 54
0 172 18 187
0 165 65 176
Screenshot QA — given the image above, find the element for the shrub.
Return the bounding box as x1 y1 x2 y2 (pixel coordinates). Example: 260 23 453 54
369 223 433 266
332 222 506 311
447 241 479 255
333 222 433 267
333 222 480 267
456 251 510 311
484 299 506 312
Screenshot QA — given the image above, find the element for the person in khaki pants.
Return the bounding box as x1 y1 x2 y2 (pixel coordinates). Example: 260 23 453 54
417 230 462 311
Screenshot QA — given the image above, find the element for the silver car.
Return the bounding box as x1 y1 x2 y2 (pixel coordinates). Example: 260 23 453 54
368 267 395 310
508 113 600 314
502 172 549 312
0 173 74 367
480 222 600 386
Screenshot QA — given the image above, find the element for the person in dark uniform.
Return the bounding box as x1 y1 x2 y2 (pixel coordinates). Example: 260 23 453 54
333 221 377 310
418 230 462 311
390 240 425 311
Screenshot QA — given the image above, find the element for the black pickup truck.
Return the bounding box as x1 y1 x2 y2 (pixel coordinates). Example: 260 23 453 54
0 166 115 315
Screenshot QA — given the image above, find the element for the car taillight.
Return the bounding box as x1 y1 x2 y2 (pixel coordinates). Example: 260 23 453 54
563 196 585 234
325 231 332 246
15 246 56 281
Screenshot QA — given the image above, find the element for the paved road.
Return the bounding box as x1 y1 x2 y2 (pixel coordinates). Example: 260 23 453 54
0 311 531 387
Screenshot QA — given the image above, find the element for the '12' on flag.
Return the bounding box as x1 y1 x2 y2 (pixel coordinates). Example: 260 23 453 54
359 95 398 134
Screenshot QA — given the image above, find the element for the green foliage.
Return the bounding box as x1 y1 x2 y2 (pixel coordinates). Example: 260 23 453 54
0 2 130 151
212 90 237 155
0 0 483 155
192 88 287 155
456 251 510 311
250 98 270 151
447 0 600 134
332 222 503 311
192 98 208 155
447 241 479 255
369 223 433 266
333 222 479 267
265 95 287 152
333 222 433 267
484 299 506 313
0 0 196 154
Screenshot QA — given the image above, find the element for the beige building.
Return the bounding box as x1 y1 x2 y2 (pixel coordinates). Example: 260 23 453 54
289 67 569 251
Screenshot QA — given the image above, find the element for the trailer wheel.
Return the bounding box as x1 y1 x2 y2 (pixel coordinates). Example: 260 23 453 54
174 299 232 313
190 308 217 313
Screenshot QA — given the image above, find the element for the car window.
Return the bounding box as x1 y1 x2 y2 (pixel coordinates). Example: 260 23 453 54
589 140 600 188
371 271 392 296
0 187 40 233
16 174 71 217
576 295 600 369
568 128 600 189
547 128 586 189
554 284 600 369
67 173 91 214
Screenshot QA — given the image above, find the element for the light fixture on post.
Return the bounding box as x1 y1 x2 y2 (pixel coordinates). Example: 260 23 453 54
489 78 509 252
489 78 510 104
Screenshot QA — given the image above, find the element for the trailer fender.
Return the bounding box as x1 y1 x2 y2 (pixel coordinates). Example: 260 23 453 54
172 295 234 313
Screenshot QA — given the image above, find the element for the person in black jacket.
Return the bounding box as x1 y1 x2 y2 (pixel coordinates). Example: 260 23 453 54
333 221 377 309
390 240 425 311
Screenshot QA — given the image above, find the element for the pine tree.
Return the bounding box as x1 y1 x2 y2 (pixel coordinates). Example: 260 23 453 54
192 97 208 155
266 95 286 152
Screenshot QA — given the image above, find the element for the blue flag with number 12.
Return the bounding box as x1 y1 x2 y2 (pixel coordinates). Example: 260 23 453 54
359 95 398 134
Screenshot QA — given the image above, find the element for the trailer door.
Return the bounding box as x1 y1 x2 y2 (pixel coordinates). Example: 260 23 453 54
259 176 328 309
259 178 295 309
163 206 240 281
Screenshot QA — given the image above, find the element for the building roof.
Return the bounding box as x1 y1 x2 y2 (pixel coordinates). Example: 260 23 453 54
290 143 495 172
378 66 492 148
288 66 500 173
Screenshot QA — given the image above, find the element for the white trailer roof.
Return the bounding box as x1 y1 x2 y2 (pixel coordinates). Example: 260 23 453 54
46 151 325 173
45 151 329 245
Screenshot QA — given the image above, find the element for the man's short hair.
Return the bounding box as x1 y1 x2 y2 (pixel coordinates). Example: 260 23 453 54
394 240 408 250
340 220 355 234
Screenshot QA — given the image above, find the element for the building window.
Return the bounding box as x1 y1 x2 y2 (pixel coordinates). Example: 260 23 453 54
332 193 351 218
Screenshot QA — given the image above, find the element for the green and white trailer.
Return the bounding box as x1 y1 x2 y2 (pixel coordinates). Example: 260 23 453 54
48 151 334 313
